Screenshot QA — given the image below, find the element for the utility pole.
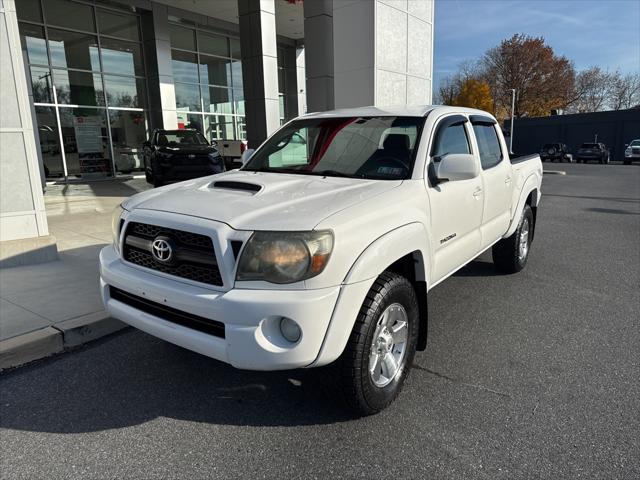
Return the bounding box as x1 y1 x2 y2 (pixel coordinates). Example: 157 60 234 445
509 88 516 154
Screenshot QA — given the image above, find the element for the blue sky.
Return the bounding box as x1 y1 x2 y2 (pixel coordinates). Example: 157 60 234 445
433 0 640 89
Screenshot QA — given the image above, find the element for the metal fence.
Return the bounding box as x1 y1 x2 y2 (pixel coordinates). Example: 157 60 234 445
503 108 640 160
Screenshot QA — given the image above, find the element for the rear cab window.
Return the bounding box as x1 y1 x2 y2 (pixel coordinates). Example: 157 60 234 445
471 121 503 170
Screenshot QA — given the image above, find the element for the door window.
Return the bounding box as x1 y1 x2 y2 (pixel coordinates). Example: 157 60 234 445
473 124 503 169
431 122 470 160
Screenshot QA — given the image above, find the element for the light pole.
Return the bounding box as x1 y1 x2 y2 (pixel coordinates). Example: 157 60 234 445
509 88 516 154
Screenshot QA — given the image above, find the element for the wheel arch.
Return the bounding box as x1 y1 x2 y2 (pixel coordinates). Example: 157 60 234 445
504 174 541 238
310 224 432 367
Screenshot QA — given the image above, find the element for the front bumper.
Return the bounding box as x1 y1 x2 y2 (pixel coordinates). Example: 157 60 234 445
100 245 362 370
157 162 223 181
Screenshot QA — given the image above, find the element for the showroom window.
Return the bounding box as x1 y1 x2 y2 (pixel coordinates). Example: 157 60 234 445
169 22 244 142
17 0 149 180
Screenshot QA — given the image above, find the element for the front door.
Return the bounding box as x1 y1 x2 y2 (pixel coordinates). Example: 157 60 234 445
427 115 484 284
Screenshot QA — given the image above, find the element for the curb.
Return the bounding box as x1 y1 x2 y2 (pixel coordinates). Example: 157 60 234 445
0 312 126 371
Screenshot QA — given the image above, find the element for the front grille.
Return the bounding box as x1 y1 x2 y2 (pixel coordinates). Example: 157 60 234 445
173 155 209 166
123 221 223 286
109 286 225 338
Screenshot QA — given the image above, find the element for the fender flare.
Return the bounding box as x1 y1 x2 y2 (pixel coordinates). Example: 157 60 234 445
343 222 430 284
309 223 430 367
504 174 540 238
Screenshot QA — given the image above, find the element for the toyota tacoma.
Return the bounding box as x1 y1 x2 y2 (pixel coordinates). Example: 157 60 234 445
101 106 543 415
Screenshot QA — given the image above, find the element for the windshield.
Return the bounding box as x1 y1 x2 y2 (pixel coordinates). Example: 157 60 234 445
580 143 599 148
156 130 209 146
243 116 425 180
630 140 640 147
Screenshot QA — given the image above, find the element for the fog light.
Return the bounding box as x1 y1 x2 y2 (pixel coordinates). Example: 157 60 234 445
279 317 301 343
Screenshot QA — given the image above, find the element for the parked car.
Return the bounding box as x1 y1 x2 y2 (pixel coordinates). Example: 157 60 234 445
142 129 225 187
101 106 543 415
576 142 610 164
624 139 640 165
540 143 572 162
215 139 248 170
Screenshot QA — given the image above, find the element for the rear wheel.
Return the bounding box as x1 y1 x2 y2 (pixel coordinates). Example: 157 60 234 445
624 160 631 165
492 205 533 274
338 272 419 416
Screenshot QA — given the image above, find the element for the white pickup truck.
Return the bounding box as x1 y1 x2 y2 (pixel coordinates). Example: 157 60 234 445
100 106 542 415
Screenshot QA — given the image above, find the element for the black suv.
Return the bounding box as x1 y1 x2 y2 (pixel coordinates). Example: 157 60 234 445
540 143 572 162
576 143 610 164
143 129 225 187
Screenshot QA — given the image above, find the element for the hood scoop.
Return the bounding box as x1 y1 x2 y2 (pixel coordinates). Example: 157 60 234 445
210 180 262 194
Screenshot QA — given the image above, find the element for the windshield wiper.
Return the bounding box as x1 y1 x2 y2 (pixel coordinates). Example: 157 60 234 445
243 166 306 174
308 170 358 178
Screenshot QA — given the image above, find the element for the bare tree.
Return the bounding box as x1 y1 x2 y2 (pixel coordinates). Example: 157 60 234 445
608 72 640 110
566 67 611 113
436 60 482 106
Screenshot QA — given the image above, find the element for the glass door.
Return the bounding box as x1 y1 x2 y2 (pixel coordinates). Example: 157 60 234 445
58 107 112 179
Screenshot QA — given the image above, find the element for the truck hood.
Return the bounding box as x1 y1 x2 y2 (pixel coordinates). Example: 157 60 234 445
125 170 402 231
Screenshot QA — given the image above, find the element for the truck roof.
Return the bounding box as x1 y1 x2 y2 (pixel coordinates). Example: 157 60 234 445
300 105 496 119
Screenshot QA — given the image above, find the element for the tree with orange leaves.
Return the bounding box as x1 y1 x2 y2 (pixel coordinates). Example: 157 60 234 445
453 79 494 112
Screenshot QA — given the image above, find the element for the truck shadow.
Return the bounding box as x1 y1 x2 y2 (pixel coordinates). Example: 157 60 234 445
0 329 366 433
454 259 499 277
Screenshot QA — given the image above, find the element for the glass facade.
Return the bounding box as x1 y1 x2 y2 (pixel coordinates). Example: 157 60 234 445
168 22 245 142
17 0 148 179
15 1 301 182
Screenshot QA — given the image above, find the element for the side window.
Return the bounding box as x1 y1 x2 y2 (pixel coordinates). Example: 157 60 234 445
267 128 310 167
431 123 470 160
473 124 503 169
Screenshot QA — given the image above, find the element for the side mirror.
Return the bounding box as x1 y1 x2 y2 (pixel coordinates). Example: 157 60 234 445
435 153 479 182
241 148 255 166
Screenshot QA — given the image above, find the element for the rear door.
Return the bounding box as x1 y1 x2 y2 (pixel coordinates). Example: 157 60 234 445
470 116 513 249
427 114 484 283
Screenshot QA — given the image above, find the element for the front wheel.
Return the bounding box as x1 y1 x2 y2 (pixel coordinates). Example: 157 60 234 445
338 272 419 416
492 205 534 274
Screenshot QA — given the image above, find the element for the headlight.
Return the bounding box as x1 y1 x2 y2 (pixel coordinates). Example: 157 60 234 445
111 204 125 253
236 231 334 284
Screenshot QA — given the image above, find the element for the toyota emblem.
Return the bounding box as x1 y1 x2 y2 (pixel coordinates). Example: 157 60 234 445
152 237 173 263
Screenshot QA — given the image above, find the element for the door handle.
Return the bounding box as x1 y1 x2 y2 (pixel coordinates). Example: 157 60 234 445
473 187 483 198
505 176 512 184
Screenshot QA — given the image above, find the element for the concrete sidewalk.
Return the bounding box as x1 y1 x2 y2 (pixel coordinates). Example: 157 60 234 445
0 177 150 369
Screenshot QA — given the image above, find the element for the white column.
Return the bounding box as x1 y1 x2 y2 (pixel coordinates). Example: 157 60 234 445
295 46 307 115
305 0 434 111
0 0 57 266
238 0 280 148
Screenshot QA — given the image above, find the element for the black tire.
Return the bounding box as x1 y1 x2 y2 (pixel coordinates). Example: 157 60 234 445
149 163 163 187
624 160 631 165
492 205 534 274
338 272 419 416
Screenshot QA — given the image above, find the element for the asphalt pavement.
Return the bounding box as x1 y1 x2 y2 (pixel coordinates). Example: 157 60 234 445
1 163 639 479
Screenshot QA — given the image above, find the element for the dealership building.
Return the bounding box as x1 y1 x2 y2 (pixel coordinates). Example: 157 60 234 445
0 0 434 263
